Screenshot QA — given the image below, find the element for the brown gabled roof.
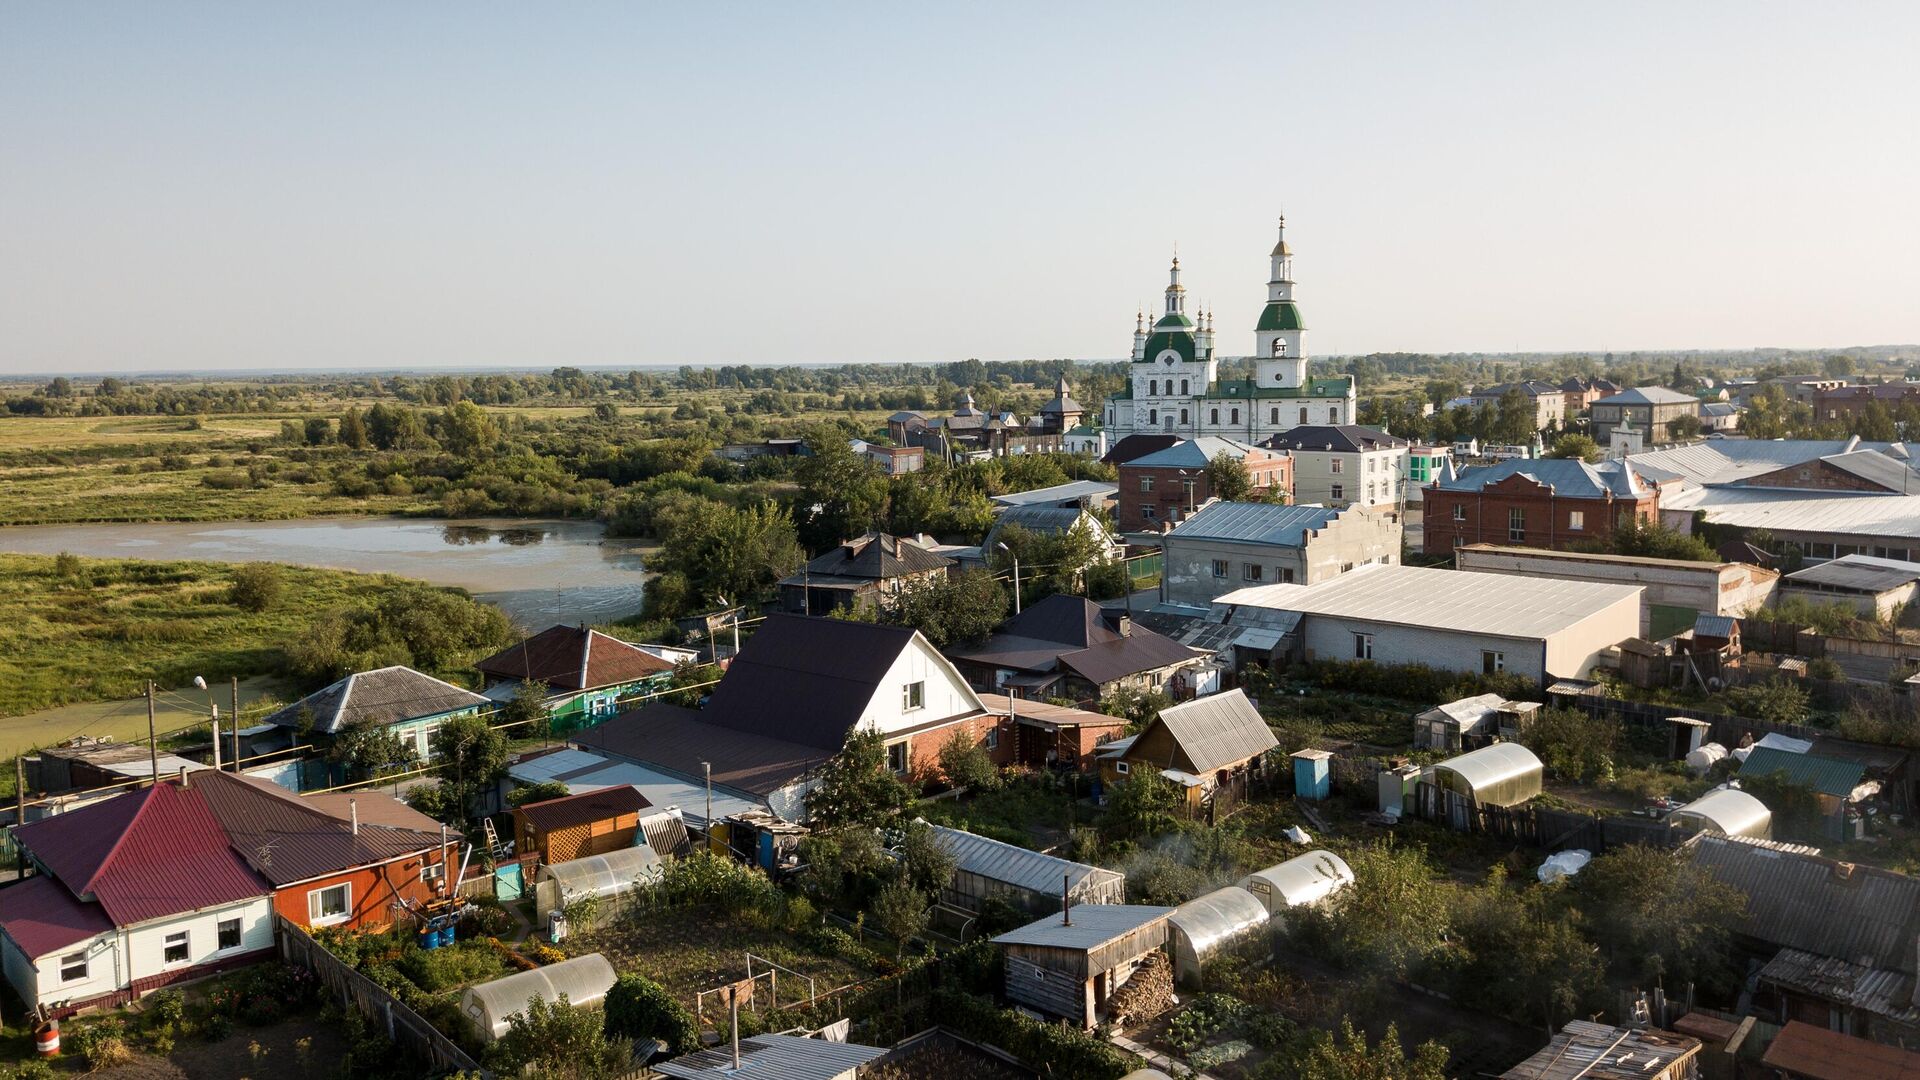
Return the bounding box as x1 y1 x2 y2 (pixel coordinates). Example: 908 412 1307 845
195 772 445 887
476 626 674 692
515 785 650 833
1761 1021 1920 1080
788 532 953 583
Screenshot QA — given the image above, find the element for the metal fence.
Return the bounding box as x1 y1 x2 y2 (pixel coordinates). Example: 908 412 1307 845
274 915 485 1076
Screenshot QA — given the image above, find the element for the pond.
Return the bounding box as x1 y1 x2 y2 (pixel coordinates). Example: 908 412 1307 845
0 516 656 629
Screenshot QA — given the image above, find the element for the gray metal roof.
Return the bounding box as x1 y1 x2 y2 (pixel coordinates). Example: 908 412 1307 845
1140 689 1279 774
1758 947 1920 1025
654 1034 889 1079
1434 457 1643 499
1821 449 1920 492
1214 564 1642 641
991 480 1118 507
1128 436 1267 469
1693 613 1738 638
1687 833 1920 972
1784 554 1920 594
929 825 1124 898
1663 484 1920 541
992 904 1173 951
261 665 488 735
1605 385 1698 406
1165 501 1344 546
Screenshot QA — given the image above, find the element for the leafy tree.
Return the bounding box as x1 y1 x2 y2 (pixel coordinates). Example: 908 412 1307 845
1569 845 1746 994
1493 388 1539 445
1739 770 1826 842
326 720 419 781
507 779 572 809
1520 707 1618 783
892 819 959 897
337 407 370 449
1295 842 1451 979
438 401 499 457
793 428 889 550
1446 868 1605 1029
228 562 284 612
1296 1020 1448 1080
807 728 913 828
871 879 930 960
43 377 73 398
1721 676 1811 725
1205 451 1254 502
96 377 125 396
486 993 632 1079
1097 684 1172 728
990 521 1112 603
1545 433 1602 463
429 711 508 824
884 569 1009 647
603 973 698 1056
1824 353 1858 378
641 498 804 620
796 826 888 912
937 727 1001 791
287 585 515 682
1104 766 1183 839
303 416 333 446
499 679 552 740
1586 517 1718 562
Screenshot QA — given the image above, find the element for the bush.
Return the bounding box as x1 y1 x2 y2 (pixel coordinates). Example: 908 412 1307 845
52 551 82 578
228 562 284 612
604 973 700 1056
68 1019 134 1069
929 988 1139 1079
1521 707 1618 784
1302 659 1540 705
936 728 1001 792
202 469 252 490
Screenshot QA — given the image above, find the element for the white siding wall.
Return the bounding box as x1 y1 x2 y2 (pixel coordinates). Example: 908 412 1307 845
1 933 45 1010
24 929 118 1008
121 898 274 988
1301 615 1546 683
1541 593 1648 679
859 638 983 736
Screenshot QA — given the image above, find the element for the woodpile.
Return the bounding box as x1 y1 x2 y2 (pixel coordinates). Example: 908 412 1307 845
1105 950 1175 1027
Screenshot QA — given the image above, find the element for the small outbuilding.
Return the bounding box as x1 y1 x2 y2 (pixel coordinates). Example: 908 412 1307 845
1115 689 1279 813
513 785 650 866
532 843 665 922
1429 743 1544 810
460 952 618 1042
1238 850 1355 923
1167 886 1272 987
929 825 1126 918
654 1034 888 1080
1666 786 1772 840
992 904 1173 1029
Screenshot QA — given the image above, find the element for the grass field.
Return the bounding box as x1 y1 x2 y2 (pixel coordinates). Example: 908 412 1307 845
0 553 453 730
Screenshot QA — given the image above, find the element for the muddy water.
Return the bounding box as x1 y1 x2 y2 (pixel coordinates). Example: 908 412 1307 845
0 517 656 629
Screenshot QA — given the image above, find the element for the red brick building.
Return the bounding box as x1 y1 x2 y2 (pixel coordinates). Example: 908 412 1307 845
1116 436 1291 532
1420 458 1658 556
1814 384 1920 424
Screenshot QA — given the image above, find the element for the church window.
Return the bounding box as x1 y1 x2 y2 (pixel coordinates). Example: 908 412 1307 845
1329 407 1340 424
1179 409 1189 424
1231 409 1239 424
1273 339 1285 357
1299 408 1308 423
1270 408 1279 424
1180 379 1190 394
1148 409 1157 424
1210 409 1219 425
1149 380 1158 396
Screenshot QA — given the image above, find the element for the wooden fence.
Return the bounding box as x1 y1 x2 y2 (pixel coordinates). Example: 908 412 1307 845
274 915 485 1077
1405 780 1684 854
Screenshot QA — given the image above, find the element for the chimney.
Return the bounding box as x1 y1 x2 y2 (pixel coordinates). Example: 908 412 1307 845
350 798 359 835
1062 873 1072 926
177 766 190 788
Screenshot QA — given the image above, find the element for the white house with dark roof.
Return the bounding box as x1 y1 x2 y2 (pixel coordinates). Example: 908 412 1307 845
1262 425 1410 510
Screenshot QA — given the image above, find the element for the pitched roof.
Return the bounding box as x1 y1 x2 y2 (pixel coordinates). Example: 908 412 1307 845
983 505 1095 549
1261 425 1408 453
1606 385 1698 406
261 665 488 735
1127 436 1269 468
1166 501 1344 546
1215 563 1642 641
195 772 445 887
948 596 1200 686
693 615 973 752
1473 380 1564 398
791 532 953 582
1761 1021 1920 1080
1434 457 1644 499
0 875 116 959
654 1034 888 1080
476 626 674 692
1739 747 1867 797
1102 434 1184 465
1687 833 1920 971
515 785 650 833
928 825 1124 898
13 781 267 926
576 703 831 796
990 480 1118 507
1128 689 1278 774
992 904 1174 951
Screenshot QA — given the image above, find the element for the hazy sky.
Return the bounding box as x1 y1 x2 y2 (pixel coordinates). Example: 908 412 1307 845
4 3 1917 374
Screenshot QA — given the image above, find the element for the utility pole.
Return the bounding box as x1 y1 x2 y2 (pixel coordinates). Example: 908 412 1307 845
230 677 241 772
15 756 26 874
145 681 158 786
702 761 713 855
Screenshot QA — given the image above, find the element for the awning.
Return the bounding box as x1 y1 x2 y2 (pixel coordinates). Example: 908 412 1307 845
1232 627 1286 651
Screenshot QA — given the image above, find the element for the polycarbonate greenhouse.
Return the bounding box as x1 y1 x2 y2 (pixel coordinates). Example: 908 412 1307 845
1430 742 1544 808
1166 885 1272 987
1667 786 1772 840
1238 850 1354 921
460 952 618 1041
533 843 664 920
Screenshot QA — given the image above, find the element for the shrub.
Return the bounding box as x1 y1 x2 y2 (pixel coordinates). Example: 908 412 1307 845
604 973 700 1055
228 562 284 612
202 469 252 490
68 1019 134 1069
52 551 82 578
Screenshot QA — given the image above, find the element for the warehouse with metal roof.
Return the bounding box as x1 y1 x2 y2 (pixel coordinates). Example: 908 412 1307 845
1159 500 1402 607
1780 554 1920 620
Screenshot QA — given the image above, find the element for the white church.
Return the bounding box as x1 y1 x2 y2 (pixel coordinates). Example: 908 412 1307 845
1102 219 1356 442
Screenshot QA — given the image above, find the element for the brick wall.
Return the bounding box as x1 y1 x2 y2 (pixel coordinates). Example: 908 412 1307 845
1421 487 1657 556
1117 452 1291 532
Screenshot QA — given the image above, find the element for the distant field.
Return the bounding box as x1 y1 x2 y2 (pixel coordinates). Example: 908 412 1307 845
0 674 293 765
0 454 427 525
0 414 290 450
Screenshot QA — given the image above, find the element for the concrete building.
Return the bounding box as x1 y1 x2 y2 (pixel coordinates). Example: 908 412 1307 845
1160 501 1401 608
1699 400 1742 432
1212 563 1642 684
1421 458 1659 557
1116 437 1291 532
1261 425 1410 510
1591 386 1701 445
1470 380 1567 433
1778 554 1920 621
1453 544 1779 638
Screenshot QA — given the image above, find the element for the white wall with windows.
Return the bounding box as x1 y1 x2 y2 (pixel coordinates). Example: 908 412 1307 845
0 895 273 1011
858 635 983 738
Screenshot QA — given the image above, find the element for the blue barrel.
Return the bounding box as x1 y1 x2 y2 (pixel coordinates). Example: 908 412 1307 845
419 930 439 950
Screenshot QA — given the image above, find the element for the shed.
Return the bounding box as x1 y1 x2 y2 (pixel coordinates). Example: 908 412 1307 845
460 952 618 1041
1501 1020 1701 1080
992 904 1173 1029
1667 787 1772 840
1430 743 1544 809
929 825 1126 916
1238 850 1355 921
1167 886 1272 987
533 844 664 921
1290 748 1333 801
654 1033 888 1079
513 785 649 865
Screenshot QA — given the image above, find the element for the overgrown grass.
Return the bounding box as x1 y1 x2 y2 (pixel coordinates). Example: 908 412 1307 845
916 774 1094 847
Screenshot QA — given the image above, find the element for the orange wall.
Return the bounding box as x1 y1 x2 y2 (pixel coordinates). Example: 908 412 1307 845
273 844 455 932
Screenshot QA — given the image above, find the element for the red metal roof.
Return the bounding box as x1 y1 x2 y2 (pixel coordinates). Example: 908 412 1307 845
515 784 650 833
1762 1021 1920 1080
12 781 268 926
0 876 115 959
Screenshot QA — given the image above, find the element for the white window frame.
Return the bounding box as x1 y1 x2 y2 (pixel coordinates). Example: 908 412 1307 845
1139 476 1154 493
60 952 88 983
1452 504 1466 522
1330 459 1344 474
1114 761 1130 775
1354 633 1374 661
1331 484 1344 501
421 860 445 883
1508 507 1526 542
1211 559 1229 579
162 931 190 965
309 883 352 926
886 741 908 774
902 681 925 712
1483 651 1505 674
1568 510 1584 531
1244 564 1263 582
216 917 243 952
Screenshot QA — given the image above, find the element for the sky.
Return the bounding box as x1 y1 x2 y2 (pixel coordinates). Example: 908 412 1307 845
3 3 1918 375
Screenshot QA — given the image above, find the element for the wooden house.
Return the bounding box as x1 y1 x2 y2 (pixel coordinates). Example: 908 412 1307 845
1109 689 1279 813
476 625 676 734
991 904 1173 1029
513 785 649 866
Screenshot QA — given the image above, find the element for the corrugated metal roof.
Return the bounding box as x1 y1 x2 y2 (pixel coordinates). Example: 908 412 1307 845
929 825 1123 899
1215 564 1641 641
1166 501 1344 546
516 785 649 833
1693 613 1738 638
477 626 674 692
1435 457 1641 499
1607 386 1698 406
1759 948 1920 1025
1739 747 1866 798
1134 689 1279 775
1416 693 1506 729
1128 437 1268 468
1662 484 1920 542
654 1034 889 1079
1688 833 1920 972
261 665 488 734
0 875 115 959
1785 554 1920 593
198 772 445 887
992 904 1173 951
